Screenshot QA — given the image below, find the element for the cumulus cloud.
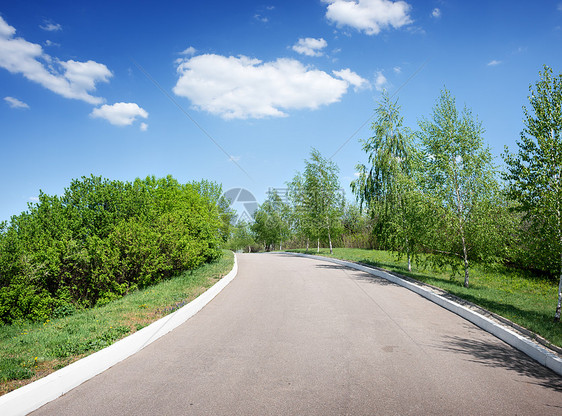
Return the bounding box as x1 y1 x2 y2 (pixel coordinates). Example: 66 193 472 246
140 122 148 131
4 96 29 109
292 37 328 57
432 8 441 18
173 53 364 119
90 102 148 126
487 59 501 66
0 16 111 104
333 68 369 90
323 0 412 35
374 70 388 91
0 17 16 37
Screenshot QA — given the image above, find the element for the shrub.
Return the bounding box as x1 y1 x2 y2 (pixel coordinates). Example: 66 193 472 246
0 175 226 323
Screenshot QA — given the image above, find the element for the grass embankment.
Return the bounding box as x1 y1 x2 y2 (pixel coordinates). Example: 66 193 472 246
0 250 234 396
288 248 561 349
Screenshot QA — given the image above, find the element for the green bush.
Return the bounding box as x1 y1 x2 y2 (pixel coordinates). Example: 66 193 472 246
0 175 226 324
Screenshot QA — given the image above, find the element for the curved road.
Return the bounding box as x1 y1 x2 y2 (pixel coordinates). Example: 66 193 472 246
33 253 561 415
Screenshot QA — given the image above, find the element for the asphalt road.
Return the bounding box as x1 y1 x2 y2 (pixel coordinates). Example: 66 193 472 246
32 253 562 415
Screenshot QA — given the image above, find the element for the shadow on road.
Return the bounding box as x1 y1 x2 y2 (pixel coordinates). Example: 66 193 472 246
313 263 399 287
441 335 562 391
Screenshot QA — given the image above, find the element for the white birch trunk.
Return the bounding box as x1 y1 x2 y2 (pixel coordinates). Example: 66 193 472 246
462 239 470 288
554 253 562 322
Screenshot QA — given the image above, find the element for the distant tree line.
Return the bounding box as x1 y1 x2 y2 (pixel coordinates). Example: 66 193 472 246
229 66 562 321
0 175 230 324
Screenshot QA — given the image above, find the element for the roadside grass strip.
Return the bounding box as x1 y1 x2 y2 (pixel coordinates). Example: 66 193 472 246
0 250 235 399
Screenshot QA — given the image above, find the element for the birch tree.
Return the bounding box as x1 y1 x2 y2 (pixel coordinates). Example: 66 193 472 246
503 65 562 321
251 191 291 251
418 88 499 288
351 93 422 271
303 149 344 254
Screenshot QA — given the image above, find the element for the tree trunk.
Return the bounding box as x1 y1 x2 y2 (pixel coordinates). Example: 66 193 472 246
554 252 562 322
407 251 411 272
248 245 251 253
317 238 320 253
329 231 333 255
462 234 469 288
306 238 309 251
554 202 562 322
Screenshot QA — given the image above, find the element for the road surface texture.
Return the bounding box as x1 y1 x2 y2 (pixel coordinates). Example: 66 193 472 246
32 253 562 415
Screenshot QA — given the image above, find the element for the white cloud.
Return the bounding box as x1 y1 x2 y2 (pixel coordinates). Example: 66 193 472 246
487 59 501 66
558 3 562 11
44 40 59 47
0 17 16 37
179 46 196 56
140 122 148 131
0 16 112 104
292 37 328 57
393 66 401 74
40 20 62 32
432 8 441 18
254 14 269 23
333 68 369 90
90 102 148 126
173 53 358 119
374 70 387 91
323 0 412 35
4 96 29 109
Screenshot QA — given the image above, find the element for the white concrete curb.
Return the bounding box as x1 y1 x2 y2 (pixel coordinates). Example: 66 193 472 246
0 253 238 416
288 252 562 377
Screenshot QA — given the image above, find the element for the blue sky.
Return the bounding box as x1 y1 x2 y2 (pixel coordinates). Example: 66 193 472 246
1 1 561 223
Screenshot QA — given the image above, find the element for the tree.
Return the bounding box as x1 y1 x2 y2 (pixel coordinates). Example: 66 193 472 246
302 149 344 254
227 221 255 253
287 173 312 249
418 88 499 287
251 191 291 251
351 93 422 271
503 65 562 321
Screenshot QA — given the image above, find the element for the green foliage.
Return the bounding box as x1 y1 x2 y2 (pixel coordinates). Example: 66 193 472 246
251 191 291 251
226 221 256 252
503 65 562 320
0 175 224 324
417 88 501 287
352 93 426 269
287 148 344 253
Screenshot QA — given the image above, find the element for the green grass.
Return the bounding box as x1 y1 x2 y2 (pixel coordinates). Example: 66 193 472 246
0 250 234 395
287 248 561 349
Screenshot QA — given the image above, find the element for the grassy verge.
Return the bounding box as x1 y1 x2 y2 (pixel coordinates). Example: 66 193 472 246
287 248 561 349
0 250 234 396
